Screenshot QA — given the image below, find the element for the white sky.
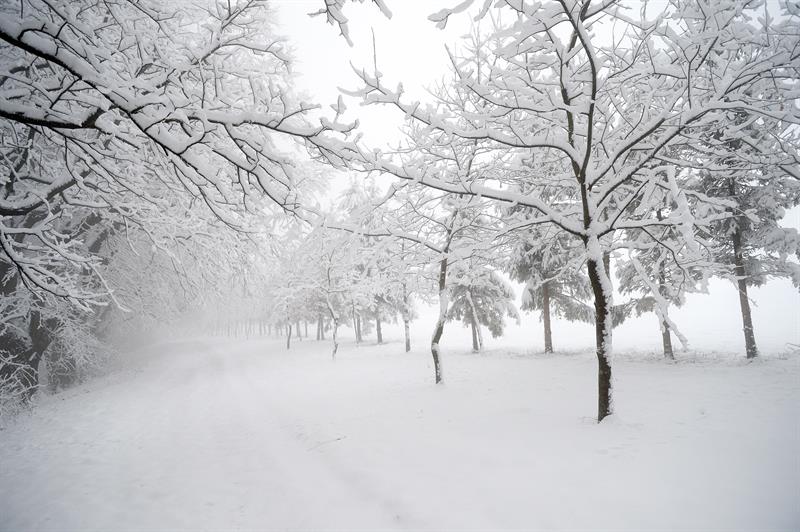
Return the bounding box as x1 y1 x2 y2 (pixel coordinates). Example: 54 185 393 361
273 0 473 147
270 1 799 353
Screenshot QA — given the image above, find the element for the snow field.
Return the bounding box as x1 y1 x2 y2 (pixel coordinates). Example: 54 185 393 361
1 334 798 530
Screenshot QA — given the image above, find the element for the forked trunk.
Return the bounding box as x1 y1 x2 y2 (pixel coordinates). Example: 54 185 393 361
542 281 553 353
465 290 483 352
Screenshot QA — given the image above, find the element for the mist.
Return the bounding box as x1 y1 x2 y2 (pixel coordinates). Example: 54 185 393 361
1 1 798 530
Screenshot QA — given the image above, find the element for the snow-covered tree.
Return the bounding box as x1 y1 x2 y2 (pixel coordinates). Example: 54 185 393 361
348 0 800 421
312 0 392 46
0 0 357 305
509 228 593 354
615 200 710 360
695 110 800 359
447 263 518 352
0 0 365 402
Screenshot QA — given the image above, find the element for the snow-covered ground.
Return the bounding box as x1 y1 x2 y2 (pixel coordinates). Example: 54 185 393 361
1 333 798 531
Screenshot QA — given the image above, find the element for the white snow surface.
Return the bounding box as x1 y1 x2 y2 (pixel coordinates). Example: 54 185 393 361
1 335 798 531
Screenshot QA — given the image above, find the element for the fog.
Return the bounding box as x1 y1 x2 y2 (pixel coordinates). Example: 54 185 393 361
1 1 799 530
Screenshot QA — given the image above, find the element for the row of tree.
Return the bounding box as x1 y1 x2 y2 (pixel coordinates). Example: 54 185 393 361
1 0 798 423
333 0 800 421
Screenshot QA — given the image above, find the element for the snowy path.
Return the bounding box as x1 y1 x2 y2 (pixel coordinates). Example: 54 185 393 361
1 337 798 530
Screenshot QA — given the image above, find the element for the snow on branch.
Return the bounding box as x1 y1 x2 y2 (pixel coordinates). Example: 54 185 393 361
310 0 392 46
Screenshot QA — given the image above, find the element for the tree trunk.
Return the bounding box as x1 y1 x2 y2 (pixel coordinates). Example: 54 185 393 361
430 256 447 384
376 314 383 345
542 281 553 353
732 227 759 359
654 208 675 360
470 319 479 353
296 320 301 341
402 282 411 352
9 311 55 400
660 319 674 358
286 323 292 350
0 334 39 401
658 262 675 360
305 321 308 338
587 256 613 423
353 306 362 344
465 290 483 352
331 319 339 359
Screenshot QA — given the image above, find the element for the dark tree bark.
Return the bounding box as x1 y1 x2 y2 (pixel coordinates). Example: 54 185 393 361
660 319 674 360
353 306 362 344
376 314 383 344
542 281 553 353
470 318 479 353
47 341 77 391
331 318 339 359
286 323 292 350
465 291 483 353
732 227 759 359
0 333 29 395
655 208 674 360
658 272 675 360
0 310 56 400
402 282 411 352
430 255 447 384
429 210 460 384
587 258 612 423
